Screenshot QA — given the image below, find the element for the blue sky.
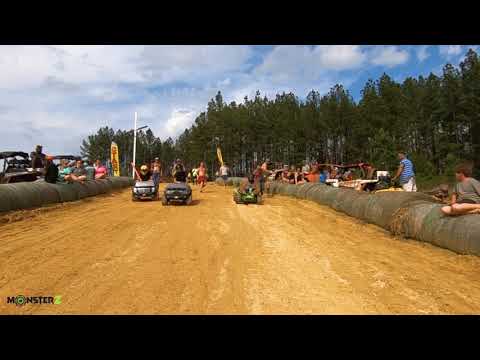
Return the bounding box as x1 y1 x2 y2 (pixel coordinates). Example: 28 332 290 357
0 45 477 155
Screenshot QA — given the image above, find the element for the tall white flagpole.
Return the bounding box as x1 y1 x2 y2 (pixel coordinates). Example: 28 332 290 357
132 111 137 179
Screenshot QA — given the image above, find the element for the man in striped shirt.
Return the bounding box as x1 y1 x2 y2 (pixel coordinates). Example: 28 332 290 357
392 151 417 192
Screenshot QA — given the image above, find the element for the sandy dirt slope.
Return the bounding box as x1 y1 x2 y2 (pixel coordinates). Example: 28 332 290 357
1 182 480 314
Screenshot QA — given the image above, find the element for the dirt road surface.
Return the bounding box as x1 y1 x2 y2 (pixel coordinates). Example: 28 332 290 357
1 183 480 314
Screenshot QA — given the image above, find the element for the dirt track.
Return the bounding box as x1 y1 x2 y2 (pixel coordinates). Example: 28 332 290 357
1 182 480 314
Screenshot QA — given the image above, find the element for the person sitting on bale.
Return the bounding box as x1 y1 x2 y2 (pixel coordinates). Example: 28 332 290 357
94 159 108 180
70 160 87 183
58 159 72 183
441 163 480 216
44 155 58 184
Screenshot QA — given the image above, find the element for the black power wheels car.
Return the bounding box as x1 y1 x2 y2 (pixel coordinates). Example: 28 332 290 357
132 180 158 201
162 182 192 205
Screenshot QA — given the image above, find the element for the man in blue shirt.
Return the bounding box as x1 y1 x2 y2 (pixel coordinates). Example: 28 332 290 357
392 151 417 192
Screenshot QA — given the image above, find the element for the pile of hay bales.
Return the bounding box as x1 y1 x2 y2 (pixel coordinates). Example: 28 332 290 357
267 181 480 256
0 177 134 213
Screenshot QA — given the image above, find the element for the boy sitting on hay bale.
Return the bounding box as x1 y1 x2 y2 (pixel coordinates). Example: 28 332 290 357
441 163 480 216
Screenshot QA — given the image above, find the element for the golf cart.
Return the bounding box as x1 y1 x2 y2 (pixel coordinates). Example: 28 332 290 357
0 151 41 184
132 179 158 201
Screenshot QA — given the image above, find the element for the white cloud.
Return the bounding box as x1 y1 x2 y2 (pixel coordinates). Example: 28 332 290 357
313 45 367 70
255 45 366 83
439 45 463 58
415 45 430 62
163 109 197 138
370 46 410 67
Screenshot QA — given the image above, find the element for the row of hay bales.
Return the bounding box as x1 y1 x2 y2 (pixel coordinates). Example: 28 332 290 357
217 178 480 256
215 177 243 187
0 177 134 213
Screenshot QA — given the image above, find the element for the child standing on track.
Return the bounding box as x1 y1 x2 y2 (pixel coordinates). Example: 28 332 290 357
198 161 207 193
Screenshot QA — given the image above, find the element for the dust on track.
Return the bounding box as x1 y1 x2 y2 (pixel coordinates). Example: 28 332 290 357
1 183 480 314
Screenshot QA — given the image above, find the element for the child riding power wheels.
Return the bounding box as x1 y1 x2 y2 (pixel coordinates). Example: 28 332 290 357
233 174 262 204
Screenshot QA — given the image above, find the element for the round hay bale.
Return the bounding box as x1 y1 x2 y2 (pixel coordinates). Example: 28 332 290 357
332 189 368 217
295 183 318 199
363 192 436 229
107 177 124 190
83 181 101 197
33 182 61 205
415 207 480 255
347 194 371 220
94 180 109 194
304 184 326 201
0 184 16 212
54 183 80 202
314 186 340 207
70 182 89 199
285 184 300 197
389 201 439 239
6 182 43 210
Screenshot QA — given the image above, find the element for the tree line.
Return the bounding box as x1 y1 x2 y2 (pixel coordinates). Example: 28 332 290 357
81 48 480 178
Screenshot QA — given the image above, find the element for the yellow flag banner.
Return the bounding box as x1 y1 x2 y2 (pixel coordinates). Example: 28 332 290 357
111 142 120 177
216 147 224 166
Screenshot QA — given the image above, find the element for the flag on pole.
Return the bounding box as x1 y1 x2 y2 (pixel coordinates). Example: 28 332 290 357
216 147 224 166
111 142 120 177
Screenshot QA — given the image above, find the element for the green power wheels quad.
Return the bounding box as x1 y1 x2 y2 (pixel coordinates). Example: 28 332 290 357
233 187 262 205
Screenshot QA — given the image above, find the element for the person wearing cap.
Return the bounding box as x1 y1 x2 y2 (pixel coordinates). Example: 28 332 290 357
132 163 152 182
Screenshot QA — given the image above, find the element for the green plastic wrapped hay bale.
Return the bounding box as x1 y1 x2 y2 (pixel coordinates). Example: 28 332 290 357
304 184 326 201
33 182 62 205
107 177 124 190
363 192 436 229
332 189 368 217
314 185 340 207
0 184 16 212
5 182 44 210
285 184 300 197
389 201 439 239
232 177 242 187
94 180 110 194
83 181 101 197
54 183 80 202
295 183 318 199
416 207 480 255
70 182 90 199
